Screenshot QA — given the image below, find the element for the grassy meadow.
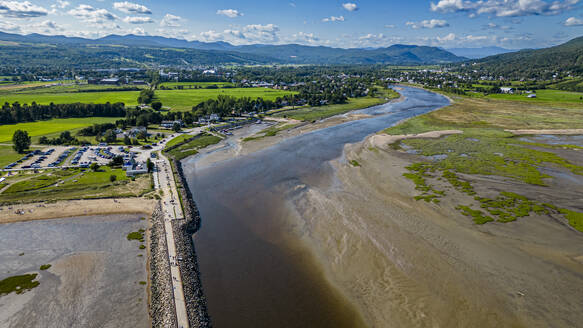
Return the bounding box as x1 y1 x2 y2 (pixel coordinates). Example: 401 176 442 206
486 89 583 104
0 86 295 111
0 117 119 143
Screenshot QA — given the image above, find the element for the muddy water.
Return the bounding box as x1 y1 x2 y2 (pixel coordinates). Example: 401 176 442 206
183 86 450 327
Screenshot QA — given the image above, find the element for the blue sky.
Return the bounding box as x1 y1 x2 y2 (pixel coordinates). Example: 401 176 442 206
0 0 582 49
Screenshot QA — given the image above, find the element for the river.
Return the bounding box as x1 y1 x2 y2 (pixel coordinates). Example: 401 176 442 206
183 86 450 327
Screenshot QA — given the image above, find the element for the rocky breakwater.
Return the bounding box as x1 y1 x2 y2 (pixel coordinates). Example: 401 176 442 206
149 203 178 328
171 158 211 328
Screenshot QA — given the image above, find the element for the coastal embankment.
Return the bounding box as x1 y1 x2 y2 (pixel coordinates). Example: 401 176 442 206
149 204 178 328
170 158 211 328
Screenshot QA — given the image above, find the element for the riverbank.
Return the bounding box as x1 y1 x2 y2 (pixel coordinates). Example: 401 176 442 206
0 198 156 224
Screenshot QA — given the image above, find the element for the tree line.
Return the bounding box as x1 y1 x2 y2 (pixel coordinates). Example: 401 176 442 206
0 102 126 125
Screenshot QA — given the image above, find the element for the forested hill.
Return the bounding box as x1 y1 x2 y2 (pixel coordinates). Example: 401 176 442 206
0 31 465 68
456 36 583 79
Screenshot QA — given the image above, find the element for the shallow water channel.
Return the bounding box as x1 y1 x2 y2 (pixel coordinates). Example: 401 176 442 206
183 87 450 327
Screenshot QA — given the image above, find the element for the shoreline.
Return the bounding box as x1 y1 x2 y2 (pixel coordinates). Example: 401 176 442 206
0 197 156 224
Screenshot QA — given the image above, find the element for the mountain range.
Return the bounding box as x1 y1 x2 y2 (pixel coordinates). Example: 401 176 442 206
0 31 466 68
457 36 583 78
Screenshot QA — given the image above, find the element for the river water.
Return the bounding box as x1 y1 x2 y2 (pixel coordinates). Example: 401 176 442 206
183 87 450 327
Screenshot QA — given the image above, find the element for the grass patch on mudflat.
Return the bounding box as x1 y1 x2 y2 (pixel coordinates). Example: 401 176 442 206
402 130 583 185
0 274 39 296
242 123 300 142
39 264 51 271
165 133 221 160
0 167 150 204
0 117 119 143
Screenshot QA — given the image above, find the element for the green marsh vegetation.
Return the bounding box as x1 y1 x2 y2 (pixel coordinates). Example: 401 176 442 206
386 94 583 231
0 274 40 296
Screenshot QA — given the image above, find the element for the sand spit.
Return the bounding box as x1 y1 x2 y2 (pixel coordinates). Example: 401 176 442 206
281 135 583 328
506 129 583 135
0 198 156 224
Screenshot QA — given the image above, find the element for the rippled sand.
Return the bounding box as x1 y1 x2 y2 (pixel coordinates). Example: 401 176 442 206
281 139 583 328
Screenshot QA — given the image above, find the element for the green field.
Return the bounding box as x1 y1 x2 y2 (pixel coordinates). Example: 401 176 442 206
0 117 119 143
0 166 151 204
0 146 23 168
165 133 222 160
0 87 295 111
160 82 234 88
486 89 583 103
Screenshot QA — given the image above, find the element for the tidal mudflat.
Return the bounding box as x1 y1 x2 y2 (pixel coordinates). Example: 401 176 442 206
0 214 148 328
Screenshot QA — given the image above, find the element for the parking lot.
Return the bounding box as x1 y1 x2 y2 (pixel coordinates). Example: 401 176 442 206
3 145 145 171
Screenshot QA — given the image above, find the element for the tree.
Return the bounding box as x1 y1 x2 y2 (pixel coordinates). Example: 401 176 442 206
109 155 124 167
90 163 100 171
136 130 148 141
151 101 162 111
123 135 131 145
12 130 31 153
172 122 181 132
109 174 117 183
103 129 117 143
146 158 154 173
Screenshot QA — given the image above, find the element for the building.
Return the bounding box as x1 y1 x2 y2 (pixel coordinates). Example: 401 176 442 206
209 113 220 122
160 120 184 129
527 94 537 98
100 77 120 85
500 87 514 94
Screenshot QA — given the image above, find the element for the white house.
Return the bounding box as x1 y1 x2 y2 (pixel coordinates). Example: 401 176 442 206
500 87 514 94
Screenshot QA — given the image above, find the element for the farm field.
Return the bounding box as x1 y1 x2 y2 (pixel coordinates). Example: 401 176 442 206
0 87 295 111
486 89 583 103
160 82 234 88
0 117 119 143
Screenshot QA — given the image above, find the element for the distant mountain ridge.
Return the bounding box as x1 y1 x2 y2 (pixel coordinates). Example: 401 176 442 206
446 46 516 59
456 36 583 77
0 31 466 67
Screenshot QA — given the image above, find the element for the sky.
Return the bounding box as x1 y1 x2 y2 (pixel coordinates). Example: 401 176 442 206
0 0 582 49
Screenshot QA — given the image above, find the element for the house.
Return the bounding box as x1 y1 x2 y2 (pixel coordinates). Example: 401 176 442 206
128 126 147 138
527 94 537 98
209 113 220 122
160 120 184 129
500 87 514 94
100 77 120 85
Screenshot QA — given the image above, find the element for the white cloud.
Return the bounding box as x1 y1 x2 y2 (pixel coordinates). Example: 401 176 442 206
290 31 319 44
156 27 189 39
384 24 395 28
0 1 49 18
342 2 358 11
68 4 118 24
54 0 70 9
123 16 153 24
322 15 345 22
564 16 583 26
216 9 243 18
130 27 147 35
431 0 580 17
113 2 151 14
160 13 182 27
406 19 449 29
198 24 280 44
0 20 21 32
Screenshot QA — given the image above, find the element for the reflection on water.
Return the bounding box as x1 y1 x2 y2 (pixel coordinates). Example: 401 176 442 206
184 87 450 328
